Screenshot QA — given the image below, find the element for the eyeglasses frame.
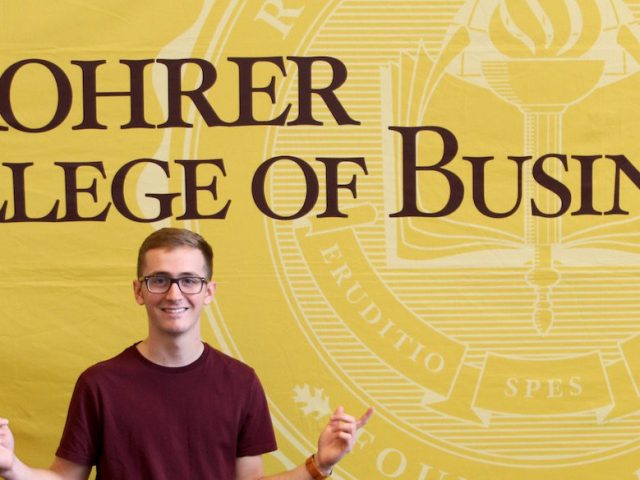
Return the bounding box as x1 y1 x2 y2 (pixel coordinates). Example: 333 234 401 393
140 275 209 294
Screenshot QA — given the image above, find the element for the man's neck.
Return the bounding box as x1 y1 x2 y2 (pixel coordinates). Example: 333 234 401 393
136 337 205 367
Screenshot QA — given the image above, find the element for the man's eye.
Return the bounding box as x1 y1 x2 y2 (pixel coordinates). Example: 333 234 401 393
150 277 169 286
181 277 198 286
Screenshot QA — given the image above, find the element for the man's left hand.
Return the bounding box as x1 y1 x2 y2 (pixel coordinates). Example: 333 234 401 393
315 406 374 475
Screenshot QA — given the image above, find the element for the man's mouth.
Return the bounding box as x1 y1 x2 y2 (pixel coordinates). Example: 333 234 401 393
161 307 189 314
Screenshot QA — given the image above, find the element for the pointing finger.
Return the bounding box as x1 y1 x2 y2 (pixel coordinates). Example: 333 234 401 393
356 407 374 429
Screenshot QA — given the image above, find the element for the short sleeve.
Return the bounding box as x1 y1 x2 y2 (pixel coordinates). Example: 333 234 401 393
236 372 277 457
55 372 102 466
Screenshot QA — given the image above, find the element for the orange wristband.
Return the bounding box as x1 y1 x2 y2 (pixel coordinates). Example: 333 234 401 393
305 454 331 479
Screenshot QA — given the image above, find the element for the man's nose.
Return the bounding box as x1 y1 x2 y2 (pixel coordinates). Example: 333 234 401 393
164 281 184 299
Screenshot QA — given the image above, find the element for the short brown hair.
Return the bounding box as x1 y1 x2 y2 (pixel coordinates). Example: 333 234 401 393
137 228 214 279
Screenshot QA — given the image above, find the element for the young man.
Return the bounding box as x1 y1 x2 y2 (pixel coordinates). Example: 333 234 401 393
0 228 373 480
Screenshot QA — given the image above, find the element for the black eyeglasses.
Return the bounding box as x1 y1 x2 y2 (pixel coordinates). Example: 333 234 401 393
141 275 208 294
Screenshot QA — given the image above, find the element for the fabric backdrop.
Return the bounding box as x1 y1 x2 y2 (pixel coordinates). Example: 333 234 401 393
2 1 640 478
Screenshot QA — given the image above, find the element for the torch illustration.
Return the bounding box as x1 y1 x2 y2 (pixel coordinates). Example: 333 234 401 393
481 0 606 333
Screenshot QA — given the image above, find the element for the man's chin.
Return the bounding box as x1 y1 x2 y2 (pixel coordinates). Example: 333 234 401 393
156 317 199 335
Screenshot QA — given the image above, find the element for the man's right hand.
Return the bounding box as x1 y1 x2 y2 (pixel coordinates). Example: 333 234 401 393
0 418 16 477
0 418 90 480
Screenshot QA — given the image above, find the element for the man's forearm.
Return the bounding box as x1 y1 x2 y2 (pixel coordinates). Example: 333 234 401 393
236 454 328 480
263 454 332 480
1 457 64 480
262 464 318 480
2 456 90 480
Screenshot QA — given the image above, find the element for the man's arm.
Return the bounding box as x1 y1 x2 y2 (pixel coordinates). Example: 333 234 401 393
235 406 374 480
0 419 90 480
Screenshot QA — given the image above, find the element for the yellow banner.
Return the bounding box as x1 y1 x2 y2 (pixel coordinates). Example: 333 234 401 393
5 1 640 479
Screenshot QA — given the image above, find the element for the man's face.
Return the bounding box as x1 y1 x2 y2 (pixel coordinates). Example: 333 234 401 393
133 246 215 339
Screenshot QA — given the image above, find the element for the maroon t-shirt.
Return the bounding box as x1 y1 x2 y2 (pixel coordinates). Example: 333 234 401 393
56 344 277 479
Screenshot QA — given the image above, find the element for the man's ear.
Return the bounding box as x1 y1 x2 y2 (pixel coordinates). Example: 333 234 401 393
133 279 145 305
204 281 216 305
